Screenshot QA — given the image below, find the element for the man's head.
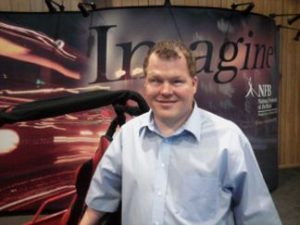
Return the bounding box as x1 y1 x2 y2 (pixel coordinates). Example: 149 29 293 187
143 40 196 78
143 40 198 134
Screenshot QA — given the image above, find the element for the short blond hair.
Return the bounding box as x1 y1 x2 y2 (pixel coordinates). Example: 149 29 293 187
143 40 196 77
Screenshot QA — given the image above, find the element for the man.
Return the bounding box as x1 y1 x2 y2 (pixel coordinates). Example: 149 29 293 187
80 40 282 225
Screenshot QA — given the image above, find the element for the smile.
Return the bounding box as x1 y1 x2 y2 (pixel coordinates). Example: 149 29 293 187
156 100 177 105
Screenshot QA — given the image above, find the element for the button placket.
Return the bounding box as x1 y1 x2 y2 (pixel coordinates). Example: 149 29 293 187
151 138 171 225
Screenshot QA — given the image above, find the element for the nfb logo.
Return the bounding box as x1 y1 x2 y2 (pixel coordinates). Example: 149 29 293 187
245 77 272 98
258 84 272 97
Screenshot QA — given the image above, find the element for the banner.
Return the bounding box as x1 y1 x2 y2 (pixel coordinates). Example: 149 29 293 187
0 6 279 212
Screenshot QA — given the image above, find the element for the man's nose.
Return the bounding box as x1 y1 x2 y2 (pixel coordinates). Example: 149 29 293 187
160 82 173 95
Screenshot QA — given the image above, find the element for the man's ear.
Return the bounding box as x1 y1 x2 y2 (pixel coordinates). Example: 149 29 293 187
192 76 198 90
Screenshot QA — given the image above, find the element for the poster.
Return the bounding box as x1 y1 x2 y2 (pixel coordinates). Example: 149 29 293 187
0 6 279 212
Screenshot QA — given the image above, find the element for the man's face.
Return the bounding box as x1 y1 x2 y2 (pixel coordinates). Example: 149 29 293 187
144 52 198 126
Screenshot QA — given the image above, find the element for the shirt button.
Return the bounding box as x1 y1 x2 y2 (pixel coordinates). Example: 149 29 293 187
154 222 160 225
157 191 162 196
161 163 165 168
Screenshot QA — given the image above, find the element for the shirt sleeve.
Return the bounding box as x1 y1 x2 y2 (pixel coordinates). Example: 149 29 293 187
85 131 122 213
229 129 282 225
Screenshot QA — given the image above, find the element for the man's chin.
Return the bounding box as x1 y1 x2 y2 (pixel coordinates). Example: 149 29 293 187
155 112 177 122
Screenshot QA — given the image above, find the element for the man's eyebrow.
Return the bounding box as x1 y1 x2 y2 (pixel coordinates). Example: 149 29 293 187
147 72 160 77
171 75 184 79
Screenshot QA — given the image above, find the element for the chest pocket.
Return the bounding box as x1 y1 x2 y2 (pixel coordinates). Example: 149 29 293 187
177 175 219 221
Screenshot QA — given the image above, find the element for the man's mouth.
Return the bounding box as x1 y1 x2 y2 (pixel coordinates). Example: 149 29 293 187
156 100 177 106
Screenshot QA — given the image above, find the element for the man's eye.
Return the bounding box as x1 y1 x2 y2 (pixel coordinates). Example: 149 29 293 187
173 80 184 85
149 79 161 84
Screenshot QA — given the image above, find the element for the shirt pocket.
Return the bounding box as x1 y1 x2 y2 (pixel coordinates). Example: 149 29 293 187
177 175 218 221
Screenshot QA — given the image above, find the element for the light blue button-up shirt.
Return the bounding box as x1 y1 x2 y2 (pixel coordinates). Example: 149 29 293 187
86 105 282 225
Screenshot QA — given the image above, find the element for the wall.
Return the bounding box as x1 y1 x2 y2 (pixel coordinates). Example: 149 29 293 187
0 0 299 168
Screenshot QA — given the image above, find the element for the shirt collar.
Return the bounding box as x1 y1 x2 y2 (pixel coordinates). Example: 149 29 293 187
139 102 202 142
182 103 202 142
